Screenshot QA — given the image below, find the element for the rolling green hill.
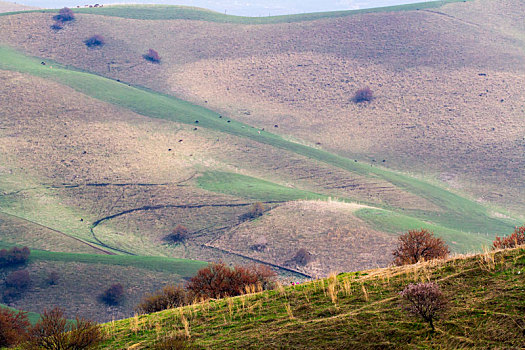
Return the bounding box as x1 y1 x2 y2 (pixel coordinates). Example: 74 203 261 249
100 247 525 349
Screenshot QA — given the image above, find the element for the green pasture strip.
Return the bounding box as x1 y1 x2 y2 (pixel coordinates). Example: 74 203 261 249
197 171 327 202
27 250 207 275
0 303 41 324
0 46 518 236
355 208 494 253
0 1 470 23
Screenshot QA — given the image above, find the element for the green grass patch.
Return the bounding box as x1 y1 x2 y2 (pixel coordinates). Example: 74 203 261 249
197 171 327 202
26 249 207 275
355 208 493 252
1 1 471 23
0 303 41 324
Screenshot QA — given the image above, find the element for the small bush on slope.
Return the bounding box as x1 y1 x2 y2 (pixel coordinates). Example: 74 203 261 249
0 246 30 267
24 307 103 350
392 229 449 266
493 225 525 250
137 285 187 314
399 282 448 331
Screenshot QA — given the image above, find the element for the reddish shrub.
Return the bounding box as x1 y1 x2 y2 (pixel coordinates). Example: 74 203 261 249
353 87 373 103
27 307 103 349
53 7 75 22
136 285 187 314
100 283 124 305
166 225 189 243
5 270 30 290
0 246 30 267
0 308 30 347
186 263 276 300
84 35 105 48
399 282 448 331
392 229 449 266
143 49 161 63
493 226 525 250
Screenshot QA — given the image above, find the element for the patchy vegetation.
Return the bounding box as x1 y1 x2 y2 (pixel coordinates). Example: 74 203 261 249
353 87 374 103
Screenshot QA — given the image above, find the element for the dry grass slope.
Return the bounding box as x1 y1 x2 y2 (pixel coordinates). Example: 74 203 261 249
101 247 525 349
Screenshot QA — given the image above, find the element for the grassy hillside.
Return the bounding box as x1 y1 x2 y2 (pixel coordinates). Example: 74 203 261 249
0 0 523 322
101 247 525 349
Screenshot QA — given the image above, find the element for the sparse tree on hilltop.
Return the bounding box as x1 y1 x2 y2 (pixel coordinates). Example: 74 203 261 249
392 229 449 266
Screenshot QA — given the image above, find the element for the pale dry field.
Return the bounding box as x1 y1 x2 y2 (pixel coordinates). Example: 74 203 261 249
0 69 428 273
211 200 396 277
0 0 36 13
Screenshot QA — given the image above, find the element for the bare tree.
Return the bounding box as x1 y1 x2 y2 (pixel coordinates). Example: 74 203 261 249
392 229 449 266
399 282 448 331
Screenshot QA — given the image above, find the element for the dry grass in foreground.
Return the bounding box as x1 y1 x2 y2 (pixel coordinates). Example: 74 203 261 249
101 246 525 349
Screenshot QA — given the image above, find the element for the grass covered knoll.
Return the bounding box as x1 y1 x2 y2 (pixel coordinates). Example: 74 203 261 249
71 1 469 23
102 247 525 349
0 1 471 22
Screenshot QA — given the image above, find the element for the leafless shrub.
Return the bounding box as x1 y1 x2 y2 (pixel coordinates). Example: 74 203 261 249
353 87 373 103
136 285 187 314
392 229 449 266
24 307 103 349
143 49 161 63
84 35 105 48
46 271 60 286
186 263 276 300
0 246 30 267
166 225 189 243
0 308 30 347
250 236 268 252
288 248 313 266
100 283 124 305
399 282 448 331
53 7 75 22
240 202 265 221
